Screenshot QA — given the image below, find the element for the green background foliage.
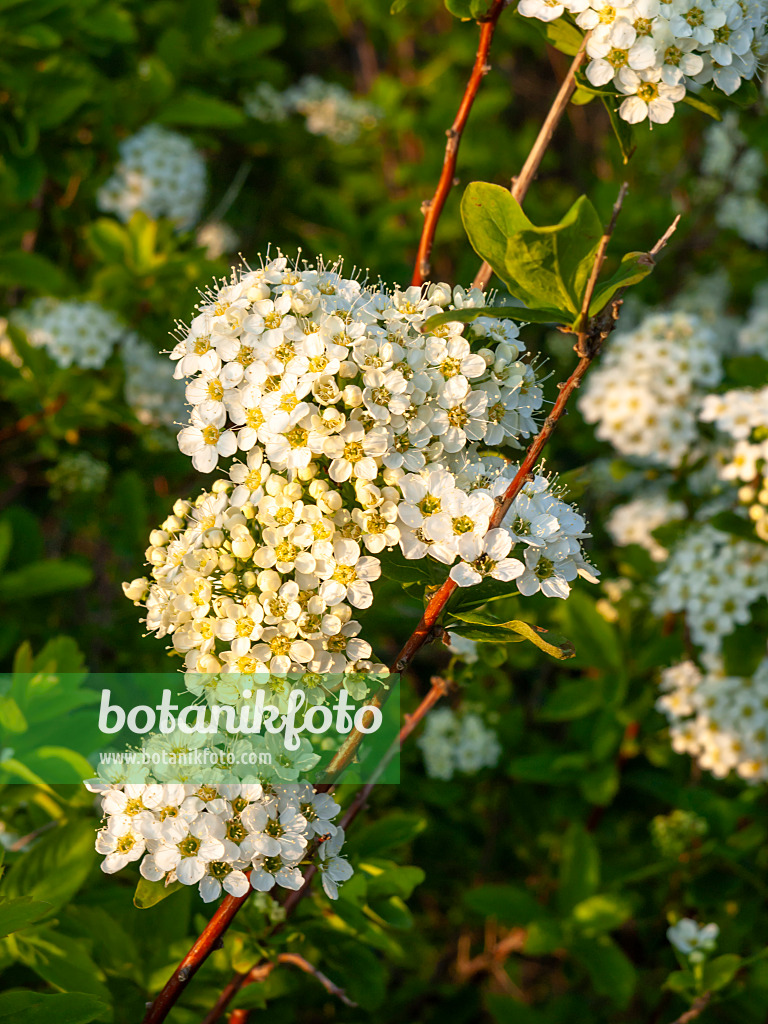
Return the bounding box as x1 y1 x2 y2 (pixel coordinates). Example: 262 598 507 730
2 1 768 1022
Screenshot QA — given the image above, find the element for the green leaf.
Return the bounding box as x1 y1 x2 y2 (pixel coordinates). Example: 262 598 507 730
18 929 111 1003
571 87 596 105
728 78 758 108
0 896 52 938
537 679 603 721
229 986 268 1011
464 884 546 925
461 182 532 284
601 96 637 163
571 935 636 1007
85 218 131 263
579 761 620 806
0 695 27 733
36 86 92 129
509 751 590 783
133 876 185 909
366 894 413 929
523 918 564 955
709 510 767 546
571 893 632 935
543 18 583 55
723 355 768 386
0 252 69 295
349 813 427 857
361 862 426 900
460 184 603 314
682 92 723 120
421 305 568 334
444 0 494 17
450 611 575 659
0 520 11 572
1 821 95 913
82 4 136 41
558 823 600 913
587 251 654 316
702 954 742 992
0 991 107 1024
0 560 92 601
157 91 247 128
555 591 623 672
664 969 695 995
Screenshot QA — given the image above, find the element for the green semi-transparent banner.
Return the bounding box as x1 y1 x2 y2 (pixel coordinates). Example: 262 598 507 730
0 672 400 785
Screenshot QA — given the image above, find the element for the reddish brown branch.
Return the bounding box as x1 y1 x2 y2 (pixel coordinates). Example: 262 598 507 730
412 0 507 286
668 992 711 1024
141 888 252 1024
225 953 356 1023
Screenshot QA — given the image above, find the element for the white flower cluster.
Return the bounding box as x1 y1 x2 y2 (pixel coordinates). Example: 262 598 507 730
122 333 188 430
166 256 597 602
606 492 687 561
417 706 501 780
738 282 768 357
47 452 109 498
700 113 768 248
701 385 768 540
123 478 389 681
245 77 379 143
15 298 126 370
197 221 240 261
579 311 723 467
111 257 602 901
91 780 353 901
652 525 768 654
98 124 207 230
517 0 768 123
657 657 768 781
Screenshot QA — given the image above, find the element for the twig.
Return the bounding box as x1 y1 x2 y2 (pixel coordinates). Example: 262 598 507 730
667 992 711 1024
277 953 357 1006
412 0 508 286
206 161 253 225
141 888 253 1024
225 953 356 1023
577 181 629 334
473 35 589 290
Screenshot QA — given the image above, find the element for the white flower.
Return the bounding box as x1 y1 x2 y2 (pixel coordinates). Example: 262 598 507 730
617 67 686 123
449 528 524 587
318 540 381 608
667 918 719 960
178 422 238 473
586 21 656 87
142 814 226 885
96 816 147 874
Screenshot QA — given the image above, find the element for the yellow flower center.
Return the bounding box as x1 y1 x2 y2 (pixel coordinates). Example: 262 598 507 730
275 540 298 563
285 426 308 449
236 616 255 637
333 564 357 585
